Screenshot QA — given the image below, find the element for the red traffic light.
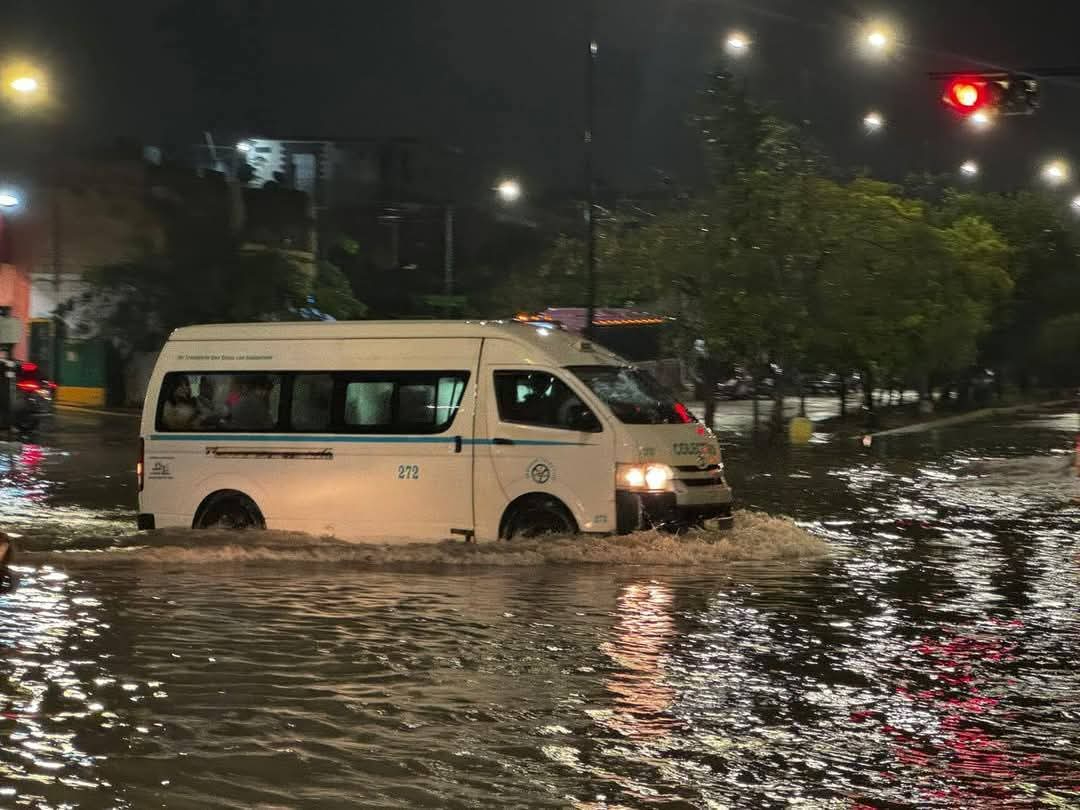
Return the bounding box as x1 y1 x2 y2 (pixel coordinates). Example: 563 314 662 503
943 77 992 114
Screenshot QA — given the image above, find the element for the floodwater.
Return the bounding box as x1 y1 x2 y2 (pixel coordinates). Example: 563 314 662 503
1 409 1079 808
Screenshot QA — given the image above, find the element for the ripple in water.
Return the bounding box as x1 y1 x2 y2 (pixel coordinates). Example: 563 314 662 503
1 415 1079 808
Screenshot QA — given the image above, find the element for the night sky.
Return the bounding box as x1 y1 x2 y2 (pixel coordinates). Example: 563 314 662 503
6 0 1080 196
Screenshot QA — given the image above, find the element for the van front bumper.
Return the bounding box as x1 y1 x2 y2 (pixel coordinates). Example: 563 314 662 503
616 486 734 533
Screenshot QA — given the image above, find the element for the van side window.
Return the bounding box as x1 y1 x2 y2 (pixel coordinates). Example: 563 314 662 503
292 374 333 432
156 373 281 432
344 382 395 427
493 371 598 431
342 373 469 433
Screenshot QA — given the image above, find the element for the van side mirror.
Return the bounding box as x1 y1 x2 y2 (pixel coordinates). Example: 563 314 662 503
566 404 601 433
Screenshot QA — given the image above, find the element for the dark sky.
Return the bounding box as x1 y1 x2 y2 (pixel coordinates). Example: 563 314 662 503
7 0 1080 196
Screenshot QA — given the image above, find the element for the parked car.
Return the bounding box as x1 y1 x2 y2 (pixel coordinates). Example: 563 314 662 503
13 361 56 431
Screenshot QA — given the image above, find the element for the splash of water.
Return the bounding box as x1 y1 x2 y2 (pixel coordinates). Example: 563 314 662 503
17 510 830 568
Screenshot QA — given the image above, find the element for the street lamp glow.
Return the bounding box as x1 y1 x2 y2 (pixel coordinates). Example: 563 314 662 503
969 110 993 130
867 29 889 50
0 192 20 208
1041 159 1070 186
496 179 522 203
725 31 751 56
236 140 252 154
860 21 897 57
863 111 885 133
960 160 979 178
10 76 38 94
2 62 48 107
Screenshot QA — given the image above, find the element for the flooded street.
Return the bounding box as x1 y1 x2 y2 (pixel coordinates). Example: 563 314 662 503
2 408 1079 808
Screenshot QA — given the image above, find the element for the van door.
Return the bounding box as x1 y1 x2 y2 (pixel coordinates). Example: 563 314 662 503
479 367 615 536
329 370 476 540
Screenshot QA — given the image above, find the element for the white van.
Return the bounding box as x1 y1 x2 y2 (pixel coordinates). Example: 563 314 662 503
138 320 733 541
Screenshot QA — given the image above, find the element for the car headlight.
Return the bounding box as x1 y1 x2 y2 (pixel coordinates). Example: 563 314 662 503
617 463 672 492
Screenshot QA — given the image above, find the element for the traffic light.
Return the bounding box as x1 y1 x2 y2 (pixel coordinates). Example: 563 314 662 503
937 73 1040 117
943 77 995 114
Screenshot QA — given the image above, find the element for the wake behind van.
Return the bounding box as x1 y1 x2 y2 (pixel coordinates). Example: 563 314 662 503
138 320 733 542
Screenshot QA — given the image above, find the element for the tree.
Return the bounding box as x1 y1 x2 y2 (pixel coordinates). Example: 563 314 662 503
310 261 368 320
936 191 1080 387
69 241 311 353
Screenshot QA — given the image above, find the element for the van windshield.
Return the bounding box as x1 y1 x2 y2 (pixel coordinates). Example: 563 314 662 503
569 366 694 425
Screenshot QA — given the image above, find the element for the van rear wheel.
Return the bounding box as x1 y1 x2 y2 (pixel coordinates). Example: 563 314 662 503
194 491 265 531
504 496 577 540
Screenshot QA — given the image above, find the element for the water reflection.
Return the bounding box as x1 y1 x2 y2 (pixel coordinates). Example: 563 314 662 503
0 411 1077 807
0 565 111 802
599 582 678 740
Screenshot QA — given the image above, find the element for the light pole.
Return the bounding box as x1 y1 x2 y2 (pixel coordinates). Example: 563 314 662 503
584 0 597 340
863 110 885 133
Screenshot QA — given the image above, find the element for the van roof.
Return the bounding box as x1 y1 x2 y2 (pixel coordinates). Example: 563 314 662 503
168 320 625 366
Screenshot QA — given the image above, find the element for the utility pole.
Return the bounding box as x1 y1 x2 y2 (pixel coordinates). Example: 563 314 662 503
583 0 597 339
50 185 62 383
443 203 454 296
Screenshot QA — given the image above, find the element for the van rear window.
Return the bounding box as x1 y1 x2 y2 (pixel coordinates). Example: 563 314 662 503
157 373 282 432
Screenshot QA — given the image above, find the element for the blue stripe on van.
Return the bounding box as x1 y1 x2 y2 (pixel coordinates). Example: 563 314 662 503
149 434 589 447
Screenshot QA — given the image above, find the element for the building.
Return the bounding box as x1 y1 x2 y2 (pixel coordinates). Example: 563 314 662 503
0 213 31 358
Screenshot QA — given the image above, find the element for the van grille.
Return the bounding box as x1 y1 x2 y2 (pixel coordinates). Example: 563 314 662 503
681 477 722 488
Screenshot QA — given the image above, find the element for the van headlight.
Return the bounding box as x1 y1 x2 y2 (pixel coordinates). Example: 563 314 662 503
617 463 672 492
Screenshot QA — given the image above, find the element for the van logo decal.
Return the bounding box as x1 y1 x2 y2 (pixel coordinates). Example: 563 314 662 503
673 442 709 456
148 460 172 480
528 459 554 485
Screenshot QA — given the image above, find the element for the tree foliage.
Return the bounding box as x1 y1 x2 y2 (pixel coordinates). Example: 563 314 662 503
69 222 365 352
490 66 1072 400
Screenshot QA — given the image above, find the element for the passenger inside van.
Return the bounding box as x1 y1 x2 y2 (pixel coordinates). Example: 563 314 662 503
229 376 276 430
162 376 198 430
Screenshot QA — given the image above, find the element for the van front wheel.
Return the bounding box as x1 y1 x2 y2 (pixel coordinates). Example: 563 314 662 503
503 496 577 540
194 491 265 531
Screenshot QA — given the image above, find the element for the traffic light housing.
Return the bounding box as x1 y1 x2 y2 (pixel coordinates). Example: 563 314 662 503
938 73 1040 117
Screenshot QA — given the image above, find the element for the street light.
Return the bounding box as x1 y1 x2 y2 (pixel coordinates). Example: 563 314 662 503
9 76 38 95
960 160 979 178
1 62 47 106
1041 159 1070 186
496 178 522 204
236 140 253 154
860 21 897 58
725 30 751 57
863 111 885 133
969 110 994 130
0 191 19 208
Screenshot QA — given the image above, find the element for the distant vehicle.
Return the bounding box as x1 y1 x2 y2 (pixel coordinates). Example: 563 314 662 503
13 361 56 431
139 320 734 541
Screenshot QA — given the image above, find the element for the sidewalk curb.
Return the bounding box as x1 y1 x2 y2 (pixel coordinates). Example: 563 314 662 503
865 399 1076 439
56 404 141 419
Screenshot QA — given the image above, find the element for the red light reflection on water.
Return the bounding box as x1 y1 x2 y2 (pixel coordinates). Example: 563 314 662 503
850 617 1079 805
